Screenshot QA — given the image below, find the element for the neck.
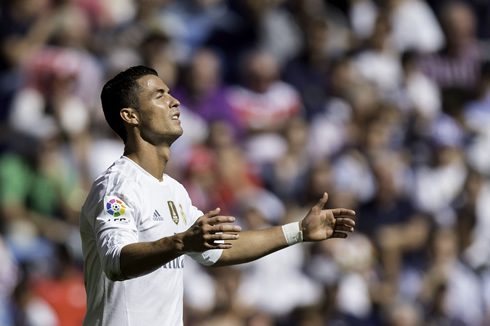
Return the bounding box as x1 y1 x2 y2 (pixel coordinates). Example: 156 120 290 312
123 136 171 182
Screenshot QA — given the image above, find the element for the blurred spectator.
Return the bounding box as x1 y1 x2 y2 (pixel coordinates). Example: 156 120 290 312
288 0 351 57
234 192 322 317
301 160 335 209
101 0 173 78
12 274 59 326
10 49 98 140
464 62 490 181
419 1 482 92
356 155 417 236
451 169 482 269
389 0 445 54
262 117 311 204
1 0 490 325
111 0 172 49
206 0 302 82
305 56 360 161
211 145 263 215
0 0 54 121
0 0 52 72
384 301 424 326
182 145 217 214
401 50 441 121
464 61 490 135
420 228 483 326
413 114 467 224
32 244 86 326
190 266 245 326
356 155 431 303
349 0 378 41
227 50 302 165
283 17 330 119
354 13 403 99
332 148 376 204
329 234 376 324
167 105 209 178
159 0 231 64
141 32 179 88
0 235 18 325
0 136 83 226
173 48 241 137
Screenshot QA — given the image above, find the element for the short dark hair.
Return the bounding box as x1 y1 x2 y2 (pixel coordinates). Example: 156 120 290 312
101 66 158 142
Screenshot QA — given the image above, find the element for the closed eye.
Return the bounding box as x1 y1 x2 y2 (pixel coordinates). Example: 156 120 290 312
152 89 166 99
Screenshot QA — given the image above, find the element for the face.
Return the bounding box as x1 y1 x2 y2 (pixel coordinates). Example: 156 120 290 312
246 52 278 93
189 50 220 96
131 75 182 145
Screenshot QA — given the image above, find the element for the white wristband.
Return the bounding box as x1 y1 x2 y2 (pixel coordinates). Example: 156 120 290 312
282 222 303 246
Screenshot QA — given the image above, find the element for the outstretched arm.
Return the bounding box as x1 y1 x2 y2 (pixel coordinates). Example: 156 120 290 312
213 193 356 267
120 208 241 279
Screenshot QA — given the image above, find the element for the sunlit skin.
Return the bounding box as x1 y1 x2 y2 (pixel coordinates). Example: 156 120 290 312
135 75 183 145
116 73 356 279
121 75 182 182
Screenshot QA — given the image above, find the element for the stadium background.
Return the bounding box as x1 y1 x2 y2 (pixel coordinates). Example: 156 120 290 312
1 0 490 325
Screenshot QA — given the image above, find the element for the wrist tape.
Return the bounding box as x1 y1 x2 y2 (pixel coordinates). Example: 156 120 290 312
282 222 303 246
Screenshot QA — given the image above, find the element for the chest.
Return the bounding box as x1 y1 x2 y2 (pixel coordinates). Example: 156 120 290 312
138 184 191 241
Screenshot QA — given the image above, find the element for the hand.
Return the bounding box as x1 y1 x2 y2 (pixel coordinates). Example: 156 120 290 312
300 193 356 241
181 208 241 252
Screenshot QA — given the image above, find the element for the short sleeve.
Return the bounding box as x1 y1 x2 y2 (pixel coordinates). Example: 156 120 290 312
187 249 223 266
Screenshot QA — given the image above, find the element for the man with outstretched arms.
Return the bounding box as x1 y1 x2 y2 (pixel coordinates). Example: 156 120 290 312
79 66 356 326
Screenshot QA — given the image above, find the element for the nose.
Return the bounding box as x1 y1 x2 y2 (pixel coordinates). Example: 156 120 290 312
170 95 180 108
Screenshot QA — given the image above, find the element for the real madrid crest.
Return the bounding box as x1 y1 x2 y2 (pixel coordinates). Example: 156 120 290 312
167 201 179 225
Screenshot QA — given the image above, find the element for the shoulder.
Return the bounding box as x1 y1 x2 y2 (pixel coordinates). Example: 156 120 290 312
164 174 195 203
163 174 188 194
82 159 144 213
99 159 142 193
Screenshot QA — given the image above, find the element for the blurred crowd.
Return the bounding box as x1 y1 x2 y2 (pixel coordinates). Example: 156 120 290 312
1 0 490 325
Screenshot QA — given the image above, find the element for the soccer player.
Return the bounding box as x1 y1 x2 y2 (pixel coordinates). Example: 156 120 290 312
79 66 356 325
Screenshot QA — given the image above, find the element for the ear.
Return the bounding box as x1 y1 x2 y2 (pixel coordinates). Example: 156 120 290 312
120 108 139 125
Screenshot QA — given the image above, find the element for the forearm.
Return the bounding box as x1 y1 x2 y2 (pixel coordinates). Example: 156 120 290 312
119 209 241 278
120 234 185 279
213 193 356 267
213 226 289 267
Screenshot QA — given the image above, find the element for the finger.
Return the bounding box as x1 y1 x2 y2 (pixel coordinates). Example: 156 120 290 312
314 192 329 211
330 208 356 216
329 232 348 239
198 208 221 222
334 217 356 227
333 224 354 232
206 207 221 216
207 215 237 225
209 224 242 233
204 242 233 250
204 233 240 241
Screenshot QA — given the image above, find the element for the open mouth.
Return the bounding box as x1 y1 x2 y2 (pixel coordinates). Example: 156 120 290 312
171 113 180 120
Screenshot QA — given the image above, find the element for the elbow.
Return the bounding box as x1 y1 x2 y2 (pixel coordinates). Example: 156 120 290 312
103 267 125 282
101 248 126 282
104 272 123 282
208 261 222 268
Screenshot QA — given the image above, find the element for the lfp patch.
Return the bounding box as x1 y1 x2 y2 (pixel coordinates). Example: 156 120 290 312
106 198 126 217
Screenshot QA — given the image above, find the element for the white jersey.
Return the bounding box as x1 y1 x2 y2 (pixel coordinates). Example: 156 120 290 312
80 156 223 326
